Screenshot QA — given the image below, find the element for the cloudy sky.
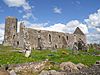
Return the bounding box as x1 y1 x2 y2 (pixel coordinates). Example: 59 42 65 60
0 0 100 44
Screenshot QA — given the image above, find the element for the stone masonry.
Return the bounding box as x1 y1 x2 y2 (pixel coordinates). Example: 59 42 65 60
3 16 86 50
3 16 17 46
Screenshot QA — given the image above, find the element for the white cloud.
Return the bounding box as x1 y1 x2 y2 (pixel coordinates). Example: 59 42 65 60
0 23 4 44
53 7 62 14
23 12 36 20
23 22 66 32
22 2 31 11
22 20 88 35
23 13 32 19
45 23 65 32
97 28 100 32
87 33 100 44
18 10 23 13
65 20 88 34
76 1 80 5
3 0 31 10
44 20 88 34
3 0 36 20
22 20 49 29
85 9 100 43
0 24 5 30
85 9 100 27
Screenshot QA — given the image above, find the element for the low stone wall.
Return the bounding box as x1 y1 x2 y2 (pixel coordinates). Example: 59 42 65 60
9 60 48 73
0 61 100 75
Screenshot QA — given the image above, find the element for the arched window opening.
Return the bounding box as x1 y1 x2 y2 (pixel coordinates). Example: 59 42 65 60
17 41 19 46
14 26 16 29
49 34 51 42
55 45 57 49
13 35 15 39
66 36 68 40
58 35 60 38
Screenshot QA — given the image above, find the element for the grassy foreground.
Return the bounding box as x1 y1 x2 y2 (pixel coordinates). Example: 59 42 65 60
0 44 100 66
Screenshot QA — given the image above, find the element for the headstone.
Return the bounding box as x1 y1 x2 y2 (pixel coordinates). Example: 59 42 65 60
73 42 78 50
9 69 16 75
25 50 31 57
25 45 32 57
72 42 78 54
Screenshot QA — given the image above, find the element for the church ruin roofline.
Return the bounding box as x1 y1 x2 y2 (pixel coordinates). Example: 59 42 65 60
73 27 85 35
26 27 71 34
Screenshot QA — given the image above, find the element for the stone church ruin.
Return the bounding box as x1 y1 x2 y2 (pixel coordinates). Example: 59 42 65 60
3 16 87 50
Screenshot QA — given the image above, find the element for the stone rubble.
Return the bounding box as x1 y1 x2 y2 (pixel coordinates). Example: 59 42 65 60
60 61 79 72
0 61 100 75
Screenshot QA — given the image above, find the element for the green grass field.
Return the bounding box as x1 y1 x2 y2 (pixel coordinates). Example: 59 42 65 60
0 44 100 66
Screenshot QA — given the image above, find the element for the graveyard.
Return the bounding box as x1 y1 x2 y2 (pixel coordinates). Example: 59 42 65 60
0 44 100 66
0 16 100 74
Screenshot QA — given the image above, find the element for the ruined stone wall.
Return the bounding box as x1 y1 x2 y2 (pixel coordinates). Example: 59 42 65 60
24 28 77 50
14 22 28 49
18 23 26 48
75 34 86 44
3 16 86 50
66 34 75 49
17 27 86 50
